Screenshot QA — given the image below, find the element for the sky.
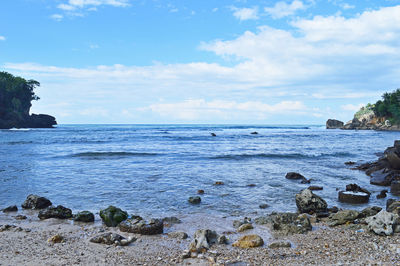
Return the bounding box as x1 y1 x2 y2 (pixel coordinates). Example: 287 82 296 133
1 0 400 124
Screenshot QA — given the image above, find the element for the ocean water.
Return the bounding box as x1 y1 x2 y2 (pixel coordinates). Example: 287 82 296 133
0 124 399 218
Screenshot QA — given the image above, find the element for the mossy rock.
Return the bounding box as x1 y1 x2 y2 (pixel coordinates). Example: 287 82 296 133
99 206 128 227
74 211 95 222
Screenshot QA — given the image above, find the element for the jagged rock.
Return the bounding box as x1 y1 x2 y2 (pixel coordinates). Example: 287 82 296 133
167 232 188 239
328 210 360 226
189 229 218 252
285 172 305 180
268 241 292 248
360 206 382 218
89 232 135 246
21 194 52 209
232 235 263 248
366 210 399 236
2 205 18 212
345 184 371 195
326 119 344 129
238 223 253 232
38 205 72 220
387 199 400 212
295 189 328 214
99 206 128 227
188 196 201 204
343 118 362 130
370 170 393 186
74 211 95 222
118 218 163 235
338 191 370 204
255 212 312 235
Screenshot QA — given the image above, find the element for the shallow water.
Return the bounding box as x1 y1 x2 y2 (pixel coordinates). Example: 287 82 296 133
0 124 399 218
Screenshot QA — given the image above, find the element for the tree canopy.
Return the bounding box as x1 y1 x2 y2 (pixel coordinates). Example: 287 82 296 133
373 89 400 123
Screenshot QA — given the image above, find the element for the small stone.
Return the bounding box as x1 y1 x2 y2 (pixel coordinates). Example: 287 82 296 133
307 186 323 191
259 204 269 209
238 223 253 232
2 205 18 213
217 235 228 244
168 232 188 239
14 215 27 220
268 241 291 248
232 235 263 248
188 196 201 204
197 190 204 195
214 181 224 185
90 232 135 246
48 234 64 243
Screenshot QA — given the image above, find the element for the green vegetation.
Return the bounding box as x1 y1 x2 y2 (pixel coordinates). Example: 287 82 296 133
354 103 375 120
373 89 400 123
0 71 40 120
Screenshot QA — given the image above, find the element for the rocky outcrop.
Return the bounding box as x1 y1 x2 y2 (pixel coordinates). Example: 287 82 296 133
21 194 52 209
38 205 73 220
295 189 328 214
341 116 400 131
0 113 56 129
326 119 344 129
119 218 163 235
99 206 128 227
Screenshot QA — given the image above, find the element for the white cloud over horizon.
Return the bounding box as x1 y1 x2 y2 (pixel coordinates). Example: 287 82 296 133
231 6 259 21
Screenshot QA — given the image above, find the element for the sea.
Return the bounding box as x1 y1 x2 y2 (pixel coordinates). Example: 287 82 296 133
1 124 399 219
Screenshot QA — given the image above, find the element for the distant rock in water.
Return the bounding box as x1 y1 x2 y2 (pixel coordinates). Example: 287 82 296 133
326 119 344 129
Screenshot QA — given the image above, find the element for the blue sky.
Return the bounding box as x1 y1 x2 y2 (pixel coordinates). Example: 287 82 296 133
1 0 400 124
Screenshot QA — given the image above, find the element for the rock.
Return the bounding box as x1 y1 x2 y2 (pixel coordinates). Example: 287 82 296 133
255 212 312 235
90 232 135 246
48 234 64 243
377 190 388 199
345 184 371 195
119 218 163 235
345 161 356 165
366 210 399 236
247 183 256 187
238 223 253 232
168 231 188 239
385 120 392 127
233 217 251 228
308 186 323 191
21 194 52 209
14 215 27 220
386 148 400 169
387 199 400 212
99 206 128 227
259 204 269 209
343 118 362 130
189 229 218 252
27 114 57 128
250 131 258 135
295 189 328 214
328 210 360 226
300 178 311 184
390 181 400 195
232 235 263 248
214 181 224 185
217 235 228 244
360 206 382 218
74 211 95 222
211 133 216 137
328 206 339 213
163 216 181 224
197 190 204 194
285 172 305 180
268 241 291 248
2 205 18 212
38 205 72 220
370 170 393 186
188 196 201 204
338 191 370 204
326 119 344 129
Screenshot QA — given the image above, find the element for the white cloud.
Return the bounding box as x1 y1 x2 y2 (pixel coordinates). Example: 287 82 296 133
264 0 307 19
89 44 99 49
56 0 130 17
231 6 259 21
342 3 355 10
50 14 64 21
0 36 5 41
341 103 364 111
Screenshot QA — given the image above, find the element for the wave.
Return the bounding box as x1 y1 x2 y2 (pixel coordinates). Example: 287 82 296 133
8 128 31 131
5 141 34 145
70 151 159 159
210 152 352 160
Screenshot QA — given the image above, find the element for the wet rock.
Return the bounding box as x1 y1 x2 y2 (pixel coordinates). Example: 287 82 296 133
338 191 370 204
259 204 269 209
119 218 163 235
217 235 228 244
214 181 224 185
387 199 400 212
308 186 323 191
233 217 251 228
390 180 400 195
370 170 393 186
328 206 339 213
74 211 95 222
345 161 356 166
14 215 27 220
377 190 388 199
2 205 18 213
189 229 218 252
285 172 305 180
232 235 263 248
250 131 258 135
99 206 128 227
328 210 360 226
210 133 216 137
21 194 52 209
238 223 253 232
366 210 399 236
300 178 311 184
247 184 256 187
268 241 291 248
197 190 204 195
188 196 201 204
89 232 135 246
345 184 371 195
360 206 382 218
326 119 344 129
163 216 181 225
255 212 312 235
38 205 72 220
386 148 400 170
295 189 328 214
48 234 64 243
168 231 188 239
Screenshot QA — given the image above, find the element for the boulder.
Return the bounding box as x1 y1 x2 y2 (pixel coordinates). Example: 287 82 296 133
238 223 253 232
99 206 128 227
360 206 382 218
390 181 400 195
189 229 218 252
38 205 72 220
366 210 399 236
295 189 328 214
328 210 360 226
89 232 135 246
387 199 400 212
2 205 18 212
345 184 371 195
377 190 388 199
385 148 400 169
326 119 344 129
232 235 263 248
21 194 52 209
370 170 393 186
255 212 312 235
119 218 163 235
188 196 201 204
285 172 305 180
233 217 251 228
74 211 95 222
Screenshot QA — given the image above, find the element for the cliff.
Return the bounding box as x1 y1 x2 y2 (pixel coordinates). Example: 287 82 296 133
0 71 57 129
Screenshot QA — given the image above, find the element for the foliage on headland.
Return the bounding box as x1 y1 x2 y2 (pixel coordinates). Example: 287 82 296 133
0 71 56 129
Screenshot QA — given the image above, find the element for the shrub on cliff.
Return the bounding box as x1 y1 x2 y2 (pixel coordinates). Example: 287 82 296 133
373 89 400 123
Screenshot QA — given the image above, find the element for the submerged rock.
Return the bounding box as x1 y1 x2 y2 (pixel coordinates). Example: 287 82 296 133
2 205 18 213
189 229 219 252
233 217 251 228
232 235 263 248
74 211 95 222
163 216 182 225
38 205 72 220
366 210 399 236
285 172 305 180
21 194 52 209
90 232 135 246
295 189 327 214
188 196 201 204
99 206 128 227
119 218 163 235
328 210 360 226
308 186 323 191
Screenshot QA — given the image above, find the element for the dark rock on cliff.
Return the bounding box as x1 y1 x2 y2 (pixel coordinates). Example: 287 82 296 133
326 119 344 129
